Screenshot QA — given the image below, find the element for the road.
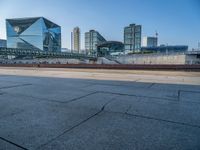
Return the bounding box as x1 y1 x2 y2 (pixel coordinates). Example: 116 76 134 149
0 67 200 150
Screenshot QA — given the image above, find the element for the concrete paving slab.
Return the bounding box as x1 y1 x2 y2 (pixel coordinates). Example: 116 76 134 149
0 75 40 84
39 112 200 150
0 75 92 90
0 99 99 150
83 84 179 101
151 83 200 92
1 84 94 103
0 93 43 119
0 80 30 89
104 95 200 127
180 90 200 103
67 92 118 110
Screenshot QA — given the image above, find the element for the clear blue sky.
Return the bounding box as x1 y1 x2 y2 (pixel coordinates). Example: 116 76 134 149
0 0 199 49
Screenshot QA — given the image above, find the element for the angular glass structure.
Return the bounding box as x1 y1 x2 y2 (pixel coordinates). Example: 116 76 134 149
6 17 61 52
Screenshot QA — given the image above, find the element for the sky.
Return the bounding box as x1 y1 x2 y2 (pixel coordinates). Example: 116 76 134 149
0 0 200 49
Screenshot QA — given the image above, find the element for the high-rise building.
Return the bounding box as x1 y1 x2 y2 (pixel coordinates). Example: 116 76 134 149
71 27 80 53
6 17 61 52
85 30 106 55
124 24 142 52
142 36 158 47
0 39 7 48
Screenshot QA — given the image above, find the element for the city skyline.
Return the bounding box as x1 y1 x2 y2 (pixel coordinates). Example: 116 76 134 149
0 0 199 49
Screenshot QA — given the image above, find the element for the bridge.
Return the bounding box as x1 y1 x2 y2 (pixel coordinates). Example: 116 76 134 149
0 47 97 60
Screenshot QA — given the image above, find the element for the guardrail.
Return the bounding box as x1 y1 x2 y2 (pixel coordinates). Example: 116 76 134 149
0 48 96 60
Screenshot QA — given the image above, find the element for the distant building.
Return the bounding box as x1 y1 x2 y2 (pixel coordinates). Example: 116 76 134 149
71 27 80 53
141 45 188 54
61 48 71 53
142 36 158 47
85 30 106 55
124 24 142 52
97 41 124 56
6 17 61 52
0 39 7 48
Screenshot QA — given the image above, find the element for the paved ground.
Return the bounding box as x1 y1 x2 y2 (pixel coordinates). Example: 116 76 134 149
0 67 200 150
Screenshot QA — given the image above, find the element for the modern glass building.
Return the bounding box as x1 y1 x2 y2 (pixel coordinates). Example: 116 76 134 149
85 30 106 55
97 41 124 56
141 45 188 54
0 39 7 48
124 24 142 52
142 36 158 47
6 17 61 52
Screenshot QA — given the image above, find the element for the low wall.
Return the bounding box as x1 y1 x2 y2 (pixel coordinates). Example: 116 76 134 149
115 54 186 64
0 63 200 71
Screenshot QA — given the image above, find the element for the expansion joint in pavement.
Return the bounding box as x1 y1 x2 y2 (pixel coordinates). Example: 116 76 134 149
178 90 200 101
0 137 29 150
37 96 117 149
63 91 100 104
0 83 32 90
148 83 156 88
99 91 178 101
122 112 200 129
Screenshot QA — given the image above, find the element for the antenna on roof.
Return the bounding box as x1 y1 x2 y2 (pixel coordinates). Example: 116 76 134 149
155 30 158 38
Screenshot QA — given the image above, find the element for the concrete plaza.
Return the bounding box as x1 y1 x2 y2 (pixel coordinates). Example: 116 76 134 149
0 67 200 150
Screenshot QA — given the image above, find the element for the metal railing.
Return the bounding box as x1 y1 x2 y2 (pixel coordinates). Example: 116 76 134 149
0 47 97 60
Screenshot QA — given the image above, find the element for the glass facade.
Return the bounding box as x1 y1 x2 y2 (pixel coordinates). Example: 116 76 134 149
124 24 141 52
6 17 61 52
141 45 188 54
85 30 106 55
0 39 7 48
97 41 124 56
142 37 158 47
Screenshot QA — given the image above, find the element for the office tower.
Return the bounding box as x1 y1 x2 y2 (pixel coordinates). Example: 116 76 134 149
85 30 106 55
124 24 142 52
142 36 158 47
71 27 80 53
6 17 61 52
